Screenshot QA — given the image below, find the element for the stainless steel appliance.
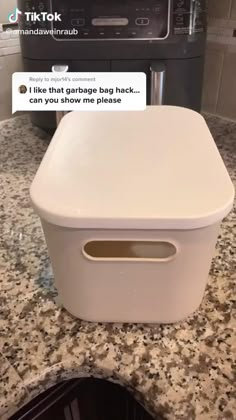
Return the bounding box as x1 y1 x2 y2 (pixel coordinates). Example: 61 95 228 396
18 0 207 131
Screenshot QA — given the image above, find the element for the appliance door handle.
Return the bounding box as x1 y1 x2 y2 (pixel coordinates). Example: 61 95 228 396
51 64 69 126
150 62 166 105
52 64 69 73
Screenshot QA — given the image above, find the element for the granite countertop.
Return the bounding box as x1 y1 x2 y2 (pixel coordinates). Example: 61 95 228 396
0 114 235 420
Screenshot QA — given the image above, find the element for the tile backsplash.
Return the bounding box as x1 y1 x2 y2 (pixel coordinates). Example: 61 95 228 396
203 0 236 119
232 1 236 19
0 26 22 121
0 53 23 121
0 0 16 24
207 0 232 19
0 0 22 121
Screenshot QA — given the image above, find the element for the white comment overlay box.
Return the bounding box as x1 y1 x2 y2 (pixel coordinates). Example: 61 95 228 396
12 72 146 113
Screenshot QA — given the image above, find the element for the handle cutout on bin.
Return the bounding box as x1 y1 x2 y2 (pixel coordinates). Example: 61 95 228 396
83 241 177 261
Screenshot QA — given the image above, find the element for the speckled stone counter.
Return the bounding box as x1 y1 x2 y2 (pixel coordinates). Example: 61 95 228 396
0 114 235 420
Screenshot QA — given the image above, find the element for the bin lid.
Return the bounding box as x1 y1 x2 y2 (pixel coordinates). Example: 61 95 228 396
30 107 234 230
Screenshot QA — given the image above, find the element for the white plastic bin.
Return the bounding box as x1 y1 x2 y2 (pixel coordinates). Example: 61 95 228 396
30 107 234 323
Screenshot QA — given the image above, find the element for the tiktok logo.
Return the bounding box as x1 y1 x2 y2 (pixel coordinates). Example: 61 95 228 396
8 7 22 23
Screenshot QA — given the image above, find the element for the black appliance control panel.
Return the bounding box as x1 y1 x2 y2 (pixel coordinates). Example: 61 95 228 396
173 0 206 35
50 0 170 40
